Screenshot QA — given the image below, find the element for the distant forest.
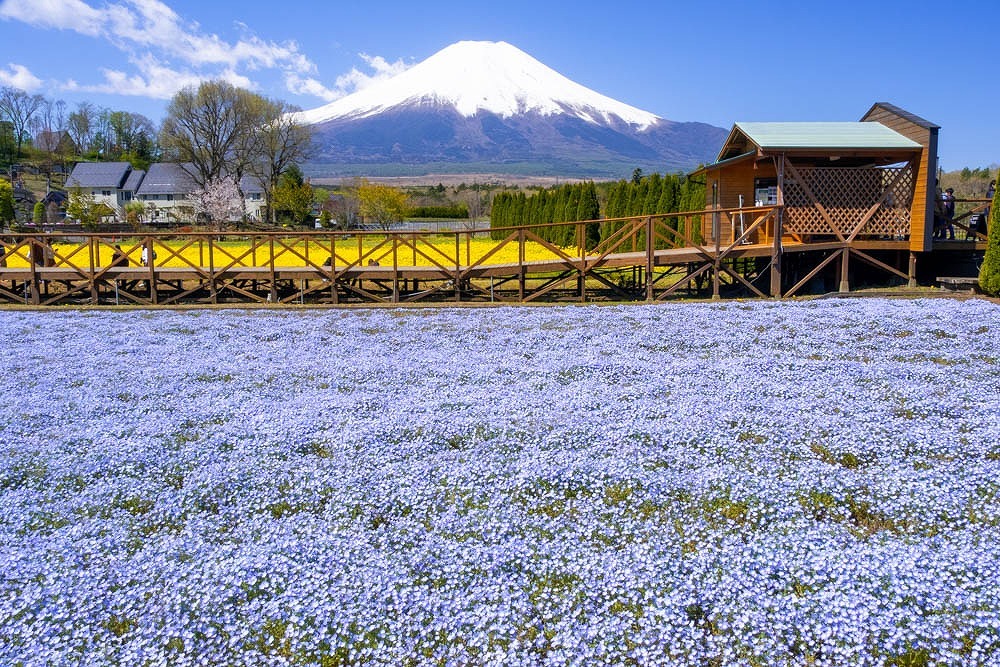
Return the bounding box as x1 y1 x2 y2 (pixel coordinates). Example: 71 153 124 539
490 172 706 247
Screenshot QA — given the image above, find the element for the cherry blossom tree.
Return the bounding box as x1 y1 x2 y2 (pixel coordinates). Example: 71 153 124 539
190 177 242 228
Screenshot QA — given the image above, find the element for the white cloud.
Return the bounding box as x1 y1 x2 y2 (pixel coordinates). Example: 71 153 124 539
0 63 43 91
346 54 411 90
0 0 103 35
285 73 341 103
0 0 317 95
72 54 211 99
284 53 411 103
0 0 414 105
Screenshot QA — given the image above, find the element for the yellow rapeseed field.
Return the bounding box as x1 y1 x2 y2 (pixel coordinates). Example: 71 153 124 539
1 235 571 270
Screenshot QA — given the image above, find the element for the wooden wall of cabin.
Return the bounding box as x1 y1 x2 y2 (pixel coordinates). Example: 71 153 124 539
703 160 777 245
861 108 937 252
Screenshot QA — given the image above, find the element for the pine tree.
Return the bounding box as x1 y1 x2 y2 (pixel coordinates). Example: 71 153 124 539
979 185 1000 295
579 182 601 249
643 173 662 214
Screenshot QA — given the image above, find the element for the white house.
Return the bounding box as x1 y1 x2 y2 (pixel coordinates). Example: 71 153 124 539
134 163 266 222
65 162 144 211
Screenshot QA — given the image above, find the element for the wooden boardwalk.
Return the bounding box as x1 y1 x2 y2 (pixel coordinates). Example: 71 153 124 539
0 207 987 307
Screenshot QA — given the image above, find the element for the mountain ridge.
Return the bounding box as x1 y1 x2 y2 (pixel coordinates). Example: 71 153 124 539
300 41 726 178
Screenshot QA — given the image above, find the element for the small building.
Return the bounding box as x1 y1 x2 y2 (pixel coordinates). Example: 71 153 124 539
135 163 199 222
65 162 145 212
135 163 266 222
239 175 265 221
696 103 936 254
690 103 951 295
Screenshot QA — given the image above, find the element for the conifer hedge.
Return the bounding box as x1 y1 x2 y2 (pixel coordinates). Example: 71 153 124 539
979 185 1000 295
490 174 704 249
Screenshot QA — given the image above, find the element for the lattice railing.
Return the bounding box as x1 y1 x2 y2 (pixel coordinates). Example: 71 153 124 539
784 165 914 237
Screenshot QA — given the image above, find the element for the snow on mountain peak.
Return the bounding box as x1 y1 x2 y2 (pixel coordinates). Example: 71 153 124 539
296 40 661 130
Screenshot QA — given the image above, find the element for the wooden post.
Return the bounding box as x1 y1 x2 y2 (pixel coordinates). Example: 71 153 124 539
518 228 526 301
713 215 721 301
579 222 586 301
839 247 850 293
330 237 338 304
645 216 654 301
268 236 277 303
145 237 158 305
454 233 461 302
207 236 216 303
89 236 98 304
908 252 918 288
392 235 400 303
770 213 783 298
771 156 786 298
28 237 40 305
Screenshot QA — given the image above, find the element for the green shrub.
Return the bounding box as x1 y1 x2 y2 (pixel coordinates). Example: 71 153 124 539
979 184 1000 295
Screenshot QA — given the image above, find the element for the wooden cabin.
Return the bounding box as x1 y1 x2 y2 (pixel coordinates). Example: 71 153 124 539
695 103 938 254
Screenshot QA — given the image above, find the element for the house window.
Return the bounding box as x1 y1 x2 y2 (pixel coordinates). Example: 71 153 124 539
102 190 112 197
166 194 173 201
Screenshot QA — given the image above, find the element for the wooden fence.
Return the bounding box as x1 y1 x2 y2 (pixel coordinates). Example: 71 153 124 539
0 203 985 306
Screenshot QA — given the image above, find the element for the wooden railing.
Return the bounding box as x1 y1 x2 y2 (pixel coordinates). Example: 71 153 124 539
0 201 953 306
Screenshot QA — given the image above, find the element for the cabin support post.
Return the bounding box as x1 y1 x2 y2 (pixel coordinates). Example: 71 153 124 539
771 156 786 298
908 252 918 288
712 210 721 300
770 226 782 298
839 247 850 293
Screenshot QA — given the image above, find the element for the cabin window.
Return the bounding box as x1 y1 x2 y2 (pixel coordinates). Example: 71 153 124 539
754 178 778 206
101 190 112 197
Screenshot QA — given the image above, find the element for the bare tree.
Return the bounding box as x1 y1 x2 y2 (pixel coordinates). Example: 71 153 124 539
160 81 266 188
248 99 312 223
93 107 114 159
66 102 96 155
0 86 46 157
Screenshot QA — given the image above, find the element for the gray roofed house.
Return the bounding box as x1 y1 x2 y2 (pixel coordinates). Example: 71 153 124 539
135 163 198 222
122 169 146 194
65 162 133 190
136 164 266 222
65 161 144 213
136 163 198 197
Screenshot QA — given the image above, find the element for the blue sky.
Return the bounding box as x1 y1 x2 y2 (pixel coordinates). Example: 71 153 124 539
1 0 996 170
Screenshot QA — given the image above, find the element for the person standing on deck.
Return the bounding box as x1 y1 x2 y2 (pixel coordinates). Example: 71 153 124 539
940 188 956 240
986 180 995 231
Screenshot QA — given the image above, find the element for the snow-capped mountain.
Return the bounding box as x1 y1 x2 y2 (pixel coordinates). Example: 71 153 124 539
300 41 726 178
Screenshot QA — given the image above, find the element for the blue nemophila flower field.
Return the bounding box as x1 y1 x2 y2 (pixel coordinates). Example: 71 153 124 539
1 298 999 666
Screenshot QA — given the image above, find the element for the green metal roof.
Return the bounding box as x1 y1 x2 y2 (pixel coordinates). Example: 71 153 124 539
735 122 922 151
